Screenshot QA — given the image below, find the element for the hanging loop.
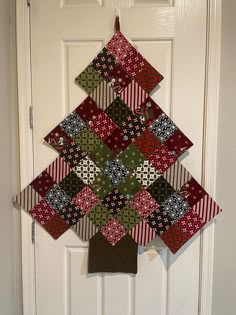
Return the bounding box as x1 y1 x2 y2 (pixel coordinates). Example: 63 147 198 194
115 15 120 32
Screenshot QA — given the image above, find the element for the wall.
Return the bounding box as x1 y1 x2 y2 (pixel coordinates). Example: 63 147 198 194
0 0 22 314
212 1 236 314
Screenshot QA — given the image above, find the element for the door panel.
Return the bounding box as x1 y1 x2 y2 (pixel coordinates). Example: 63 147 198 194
27 1 207 314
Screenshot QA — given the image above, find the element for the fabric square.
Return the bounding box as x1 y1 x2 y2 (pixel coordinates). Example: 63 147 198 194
91 174 114 199
89 112 118 140
59 171 85 198
160 192 190 222
118 143 145 171
44 125 72 152
73 156 101 185
14 186 42 212
43 214 70 239
29 199 56 225
46 156 71 184
164 129 193 157
100 217 127 246
160 225 188 254
102 189 128 215
120 46 145 77
145 207 174 236
72 186 99 215
89 80 117 110
192 194 222 224
120 81 148 114
149 145 177 174
162 161 191 191
103 159 129 186
132 160 160 188
117 175 142 200
106 31 133 63
60 111 86 138
150 113 177 144
105 97 135 128
91 47 116 78
146 176 175 204
138 97 163 126
44 185 71 212
134 129 161 159
180 177 207 207
121 115 146 142
59 203 83 226
129 220 157 246
30 170 56 197
71 214 98 241
108 64 132 94
134 61 164 94
74 128 102 155
75 64 103 94
75 96 102 122
130 190 159 218
88 203 113 228
116 205 142 231
60 141 85 168
104 128 131 154
176 209 204 238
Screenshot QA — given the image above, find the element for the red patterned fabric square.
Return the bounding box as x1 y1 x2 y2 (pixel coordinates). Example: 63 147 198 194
44 125 72 152
72 186 100 215
134 61 164 94
129 220 157 246
100 218 127 246
103 127 131 154
138 97 163 126
149 145 177 174
75 96 102 122
160 225 188 254
29 199 56 225
180 177 207 207
121 47 145 77
43 214 70 239
164 129 193 157
130 190 159 219
176 209 204 238
89 112 118 140
30 171 56 197
106 31 133 63
108 64 132 94
135 129 161 158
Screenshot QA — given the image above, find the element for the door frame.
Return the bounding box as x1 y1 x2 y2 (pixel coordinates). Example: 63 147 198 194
16 0 222 314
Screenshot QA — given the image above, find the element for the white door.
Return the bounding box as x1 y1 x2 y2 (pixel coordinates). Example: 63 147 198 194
19 0 209 314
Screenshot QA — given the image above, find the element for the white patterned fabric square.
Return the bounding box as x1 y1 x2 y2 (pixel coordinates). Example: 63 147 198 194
73 156 101 185
132 160 160 188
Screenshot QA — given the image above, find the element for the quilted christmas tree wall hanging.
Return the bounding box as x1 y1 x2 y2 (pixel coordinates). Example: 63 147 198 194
14 17 222 274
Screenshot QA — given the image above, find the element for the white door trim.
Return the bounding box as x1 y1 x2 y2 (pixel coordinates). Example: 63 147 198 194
16 1 222 314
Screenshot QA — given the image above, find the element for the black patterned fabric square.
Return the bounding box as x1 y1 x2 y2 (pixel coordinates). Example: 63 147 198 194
150 113 177 144
44 185 71 212
60 141 85 168
121 115 146 142
105 98 135 128
145 208 174 235
147 176 175 204
60 111 86 138
102 189 128 215
59 203 83 226
59 171 85 198
91 47 116 79
160 192 190 221
103 160 129 186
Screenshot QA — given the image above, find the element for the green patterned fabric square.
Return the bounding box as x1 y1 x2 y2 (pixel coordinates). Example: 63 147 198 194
75 65 103 94
147 176 175 204
88 203 113 228
117 175 142 200
118 143 145 171
116 205 141 231
105 97 135 128
74 128 102 154
90 142 114 169
91 174 114 199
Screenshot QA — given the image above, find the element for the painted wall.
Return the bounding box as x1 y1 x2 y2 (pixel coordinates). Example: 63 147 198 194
0 0 22 314
212 0 236 314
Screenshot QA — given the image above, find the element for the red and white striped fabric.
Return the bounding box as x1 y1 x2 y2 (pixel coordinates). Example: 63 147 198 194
89 80 117 110
46 156 71 184
120 80 148 113
129 220 156 246
163 161 192 191
192 194 222 223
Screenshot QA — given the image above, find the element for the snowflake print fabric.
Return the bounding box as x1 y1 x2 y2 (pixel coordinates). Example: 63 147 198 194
14 21 222 274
